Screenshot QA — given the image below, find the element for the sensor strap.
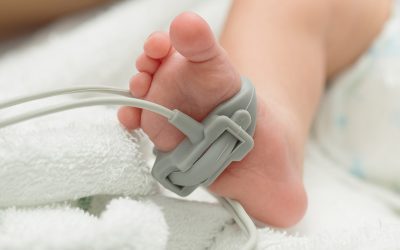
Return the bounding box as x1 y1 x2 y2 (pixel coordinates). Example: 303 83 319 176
152 77 257 196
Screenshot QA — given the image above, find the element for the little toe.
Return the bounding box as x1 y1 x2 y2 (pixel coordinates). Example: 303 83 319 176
136 53 161 74
118 106 141 131
143 32 171 59
129 72 152 98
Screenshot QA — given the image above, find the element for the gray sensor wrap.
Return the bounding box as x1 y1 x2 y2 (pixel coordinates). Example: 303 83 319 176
152 77 257 196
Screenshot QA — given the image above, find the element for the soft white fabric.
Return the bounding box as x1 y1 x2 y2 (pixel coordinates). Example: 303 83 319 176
313 0 400 191
0 0 400 249
0 109 158 206
0 197 168 250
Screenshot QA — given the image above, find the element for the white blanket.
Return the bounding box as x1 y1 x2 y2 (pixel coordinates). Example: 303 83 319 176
1 0 400 249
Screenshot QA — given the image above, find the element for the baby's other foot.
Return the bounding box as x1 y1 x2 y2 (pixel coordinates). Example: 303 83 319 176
118 12 307 227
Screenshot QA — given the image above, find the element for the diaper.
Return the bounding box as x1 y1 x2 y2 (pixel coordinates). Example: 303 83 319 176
313 1 400 191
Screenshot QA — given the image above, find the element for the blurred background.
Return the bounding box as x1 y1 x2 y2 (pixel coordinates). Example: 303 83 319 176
0 0 112 39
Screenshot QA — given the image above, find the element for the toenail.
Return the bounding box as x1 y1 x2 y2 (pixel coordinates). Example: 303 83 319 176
146 32 163 42
146 32 156 41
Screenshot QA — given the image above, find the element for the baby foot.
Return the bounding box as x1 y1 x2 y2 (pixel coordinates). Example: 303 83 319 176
118 12 307 227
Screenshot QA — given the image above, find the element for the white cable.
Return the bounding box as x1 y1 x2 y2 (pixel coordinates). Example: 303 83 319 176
217 196 258 250
0 97 174 129
0 86 132 109
0 86 174 129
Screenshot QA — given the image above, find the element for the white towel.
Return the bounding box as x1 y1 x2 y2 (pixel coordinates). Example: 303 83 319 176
0 197 168 250
0 108 158 206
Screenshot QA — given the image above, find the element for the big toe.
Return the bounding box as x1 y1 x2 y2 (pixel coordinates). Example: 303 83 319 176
170 12 220 62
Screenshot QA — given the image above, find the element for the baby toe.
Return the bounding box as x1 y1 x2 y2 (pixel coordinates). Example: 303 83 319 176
129 72 152 98
136 53 160 74
143 32 171 59
118 106 141 131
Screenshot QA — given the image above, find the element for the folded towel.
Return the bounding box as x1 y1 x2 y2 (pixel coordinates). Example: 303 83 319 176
0 107 158 207
0 197 168 250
